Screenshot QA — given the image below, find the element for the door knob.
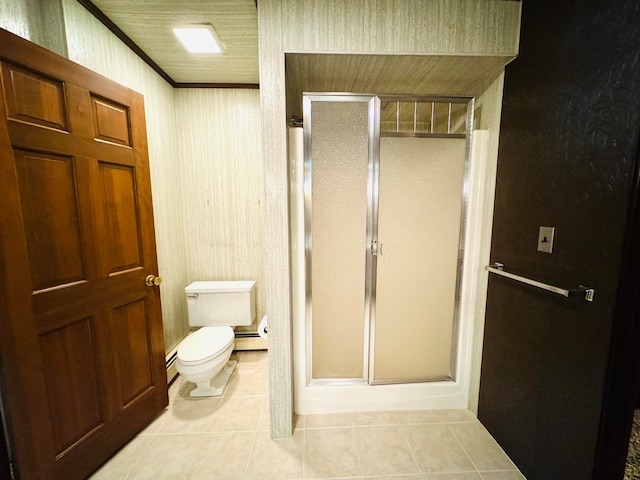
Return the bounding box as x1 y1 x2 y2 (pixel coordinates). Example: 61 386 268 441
145 274 162 287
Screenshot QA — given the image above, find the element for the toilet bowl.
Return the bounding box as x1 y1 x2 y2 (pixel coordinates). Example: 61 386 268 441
177 280 256 397
176 326 235 397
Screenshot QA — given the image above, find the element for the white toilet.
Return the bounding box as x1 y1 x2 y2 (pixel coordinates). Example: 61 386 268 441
176 280 256 397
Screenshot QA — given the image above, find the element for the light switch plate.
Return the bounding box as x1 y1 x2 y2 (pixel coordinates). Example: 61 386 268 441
537 226 555 253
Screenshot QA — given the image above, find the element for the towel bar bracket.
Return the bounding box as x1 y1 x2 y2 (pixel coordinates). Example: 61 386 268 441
486 263 594 302
580 286 595 302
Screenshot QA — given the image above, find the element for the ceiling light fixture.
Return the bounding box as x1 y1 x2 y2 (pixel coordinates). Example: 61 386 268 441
172 25 224 54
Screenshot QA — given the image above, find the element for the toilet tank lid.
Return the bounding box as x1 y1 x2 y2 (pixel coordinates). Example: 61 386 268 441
185 280 256 293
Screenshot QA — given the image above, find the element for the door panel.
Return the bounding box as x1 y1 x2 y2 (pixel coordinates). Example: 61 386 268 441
111 299 153 405
14 150 86 291
0 28 167 479
1 62 68 130
90 95 131 146
372 137 466 383
40 318 102 456
99 162 143 272
306 97 374 381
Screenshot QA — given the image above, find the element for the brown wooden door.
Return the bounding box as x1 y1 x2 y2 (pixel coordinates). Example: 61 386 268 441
0 29 168 479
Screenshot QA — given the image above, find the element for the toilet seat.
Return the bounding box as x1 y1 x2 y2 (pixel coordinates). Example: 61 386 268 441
177 326 234 366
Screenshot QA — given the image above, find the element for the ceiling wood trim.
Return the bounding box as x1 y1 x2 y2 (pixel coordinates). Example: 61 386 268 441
76 0 260 90
77 0 176 86
174 83 259 89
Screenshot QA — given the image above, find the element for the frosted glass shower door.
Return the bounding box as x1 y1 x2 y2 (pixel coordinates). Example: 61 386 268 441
304 95 378 381
371 137 467 383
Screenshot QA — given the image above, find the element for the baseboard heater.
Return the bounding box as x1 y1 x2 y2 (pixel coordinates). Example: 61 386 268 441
235 331 261 338
165 331 267 384
232 331 268 351
165 343 180 385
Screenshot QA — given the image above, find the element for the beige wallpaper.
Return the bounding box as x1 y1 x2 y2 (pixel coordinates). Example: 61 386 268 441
61 0 190 352
174 88 265 331
0 0 67 56
281 0 522 55
0 0 34 40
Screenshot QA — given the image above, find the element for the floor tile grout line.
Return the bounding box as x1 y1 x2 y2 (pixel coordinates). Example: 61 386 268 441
151 427 263 435
120 406 188 478
181 431 211 479
474 422 521 473
447 423 482 474
94 352 266 479
143 402 174 434
240 430 258 480
357 422 421 477
476 468 524 479
479 468 523 472
302 421 307 479
238 352 256 479
450 421 521 474
232 353 253 479
181 359 239 476
397 420 426 475
121 432 156 480
350 417 366 479
102 365 524 480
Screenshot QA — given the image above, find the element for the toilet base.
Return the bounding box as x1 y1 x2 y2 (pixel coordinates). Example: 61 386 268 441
189 360 237 397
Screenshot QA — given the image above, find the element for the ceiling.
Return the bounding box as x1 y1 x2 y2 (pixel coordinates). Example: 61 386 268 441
86 0 259 85
285 54 511 118
83 1 513 95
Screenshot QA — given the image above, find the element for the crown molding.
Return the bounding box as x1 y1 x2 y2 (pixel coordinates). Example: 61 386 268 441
77 0 260 90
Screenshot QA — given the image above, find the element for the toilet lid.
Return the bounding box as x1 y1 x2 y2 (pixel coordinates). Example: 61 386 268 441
177 326 234 365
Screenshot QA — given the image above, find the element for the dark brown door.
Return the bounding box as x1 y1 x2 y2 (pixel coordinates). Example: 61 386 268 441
0 29 168 479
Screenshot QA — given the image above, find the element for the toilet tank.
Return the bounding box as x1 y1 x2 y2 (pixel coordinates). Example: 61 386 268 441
185 281 256 327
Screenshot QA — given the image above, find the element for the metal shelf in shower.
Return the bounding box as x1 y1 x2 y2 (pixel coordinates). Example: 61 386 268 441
379 95 470 138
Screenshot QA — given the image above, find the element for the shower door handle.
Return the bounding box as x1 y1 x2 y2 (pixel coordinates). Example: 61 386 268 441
372 240 383 256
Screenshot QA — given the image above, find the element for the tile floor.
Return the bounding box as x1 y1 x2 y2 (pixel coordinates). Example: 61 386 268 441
91 351 525 480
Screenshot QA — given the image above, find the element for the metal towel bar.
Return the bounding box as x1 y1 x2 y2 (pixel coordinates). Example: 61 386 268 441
486 263 595 302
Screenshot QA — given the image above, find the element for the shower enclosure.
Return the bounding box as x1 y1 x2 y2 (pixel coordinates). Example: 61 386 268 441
291 93 486 413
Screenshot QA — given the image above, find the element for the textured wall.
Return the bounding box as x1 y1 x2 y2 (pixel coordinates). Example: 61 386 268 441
62 0 189 352
281 0 521 54
174 89 265 329
0 0 67 56
0 0 34 40
478 2 640 479
259 0 292 438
